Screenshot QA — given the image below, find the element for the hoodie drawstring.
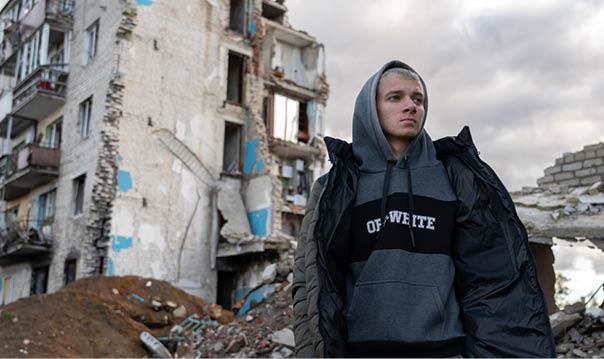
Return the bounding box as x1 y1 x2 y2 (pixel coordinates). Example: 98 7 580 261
375 159 416 248
404 156 416 247
376 160 395 243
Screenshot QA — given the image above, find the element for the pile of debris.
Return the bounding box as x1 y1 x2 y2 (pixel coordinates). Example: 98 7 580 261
188 258 295 358
550 302 604 358
513 181 604 221
0 276 233 357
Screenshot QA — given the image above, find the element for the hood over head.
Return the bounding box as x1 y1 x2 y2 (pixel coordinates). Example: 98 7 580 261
352 60 436 172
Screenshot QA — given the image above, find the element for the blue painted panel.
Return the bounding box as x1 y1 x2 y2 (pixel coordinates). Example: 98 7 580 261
237 285 276 316
117 170 133 192
243 138 260 175
255 159 265 172
107 258 115 276
136 0 154 5
235 287 251 302
247 208 268 236
111 236 133 253
247 0 256 37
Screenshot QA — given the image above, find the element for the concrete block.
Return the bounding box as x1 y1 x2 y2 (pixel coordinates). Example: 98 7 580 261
554 172 574 181
562 162 582 171
575 168 597 178
555 158 564 165
597 166 604 174
598 149 604 157
580 175 603 186
559 178 580 187
544 166 561 176
537 175 554 185
563 153 575 163
585 150 596 159
584 158 604 168
574 152 586 161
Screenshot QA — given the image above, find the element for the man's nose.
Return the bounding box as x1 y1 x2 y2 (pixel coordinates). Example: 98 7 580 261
401 96 416 112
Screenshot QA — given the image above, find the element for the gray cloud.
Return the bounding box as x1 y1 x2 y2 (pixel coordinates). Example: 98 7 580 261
286 0 604 189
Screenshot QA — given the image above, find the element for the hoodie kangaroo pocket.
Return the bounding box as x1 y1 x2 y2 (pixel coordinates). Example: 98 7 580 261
346 279 445 343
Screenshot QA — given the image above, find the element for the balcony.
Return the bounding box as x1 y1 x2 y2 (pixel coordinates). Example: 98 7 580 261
0 143 60 201
12 65 68 120
0 0 74 65
0 218 52 265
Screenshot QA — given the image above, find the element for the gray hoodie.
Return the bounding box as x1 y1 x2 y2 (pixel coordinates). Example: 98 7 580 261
345 61 466 357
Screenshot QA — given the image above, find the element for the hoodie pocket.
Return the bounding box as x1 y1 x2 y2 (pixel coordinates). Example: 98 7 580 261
346 279 445 343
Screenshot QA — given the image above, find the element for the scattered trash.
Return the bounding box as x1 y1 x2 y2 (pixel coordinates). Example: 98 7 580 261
551 301 604 358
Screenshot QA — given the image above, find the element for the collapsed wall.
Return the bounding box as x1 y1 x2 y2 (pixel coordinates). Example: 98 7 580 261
537 143 604 188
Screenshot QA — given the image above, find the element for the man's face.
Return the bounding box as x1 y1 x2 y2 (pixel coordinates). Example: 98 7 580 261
376 75 425 145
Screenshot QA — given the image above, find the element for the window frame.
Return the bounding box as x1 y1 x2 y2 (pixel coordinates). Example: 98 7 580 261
73 174 86 216
79 96 93 139
86 19 99 61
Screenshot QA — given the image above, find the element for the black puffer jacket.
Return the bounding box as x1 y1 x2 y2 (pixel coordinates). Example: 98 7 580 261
292 126 555 357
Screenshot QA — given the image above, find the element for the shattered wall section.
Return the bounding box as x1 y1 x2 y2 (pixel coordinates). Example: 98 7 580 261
538 143 604 188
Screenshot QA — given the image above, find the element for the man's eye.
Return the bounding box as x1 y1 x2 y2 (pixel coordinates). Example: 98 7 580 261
413 97 423 105
388 95 400 101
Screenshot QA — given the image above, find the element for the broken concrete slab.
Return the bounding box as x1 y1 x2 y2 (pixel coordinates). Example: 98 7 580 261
270 328 294 348
579 194 604 205
217 181 252 243
550 311 582 337
516 206 604 241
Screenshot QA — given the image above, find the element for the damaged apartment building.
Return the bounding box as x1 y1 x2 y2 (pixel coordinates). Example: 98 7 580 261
0 0 328 310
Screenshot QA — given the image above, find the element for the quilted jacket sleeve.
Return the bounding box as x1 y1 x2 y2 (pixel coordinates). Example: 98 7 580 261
293 180 324 358
448 158 556 357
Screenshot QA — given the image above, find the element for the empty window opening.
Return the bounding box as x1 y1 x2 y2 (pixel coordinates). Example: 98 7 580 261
226 52 245 104
31 265 49 295
79 96 92 139
73 174 86 215
280 159 311 205
229 0 246 34
272 94 308 143
223 122 242 174
64 258 77 285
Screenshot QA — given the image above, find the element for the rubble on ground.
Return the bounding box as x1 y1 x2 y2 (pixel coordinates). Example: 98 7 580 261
0 276 230 357
187 257 295 358
551 302 604 358
0 257 296 358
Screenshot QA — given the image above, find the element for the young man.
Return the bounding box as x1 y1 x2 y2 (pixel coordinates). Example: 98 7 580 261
293 61 555 357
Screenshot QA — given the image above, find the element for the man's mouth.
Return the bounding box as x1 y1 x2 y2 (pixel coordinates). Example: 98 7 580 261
399 118 416 123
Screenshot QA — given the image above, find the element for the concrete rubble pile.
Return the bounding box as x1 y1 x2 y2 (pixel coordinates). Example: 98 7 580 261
184 257 295 358
551 302 604 358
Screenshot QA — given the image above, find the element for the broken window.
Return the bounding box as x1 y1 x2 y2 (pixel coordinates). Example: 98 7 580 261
86 20 99 62
228 0 246 34
226 52 245 104
73 174 86 215
64 258 77 285
45 118 62 149
31 265 49 295
261 0 286 23
223 122 242 174
272 94 309 143
79 96 92 139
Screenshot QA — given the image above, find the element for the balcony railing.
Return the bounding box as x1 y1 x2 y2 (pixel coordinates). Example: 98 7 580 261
0 217 53 263
0 143 60 200
12 65 68 119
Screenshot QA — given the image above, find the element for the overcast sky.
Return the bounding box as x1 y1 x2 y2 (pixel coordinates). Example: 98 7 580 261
287 0 604 191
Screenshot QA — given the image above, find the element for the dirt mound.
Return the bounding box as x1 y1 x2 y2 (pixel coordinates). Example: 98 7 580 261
0 275 234 358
